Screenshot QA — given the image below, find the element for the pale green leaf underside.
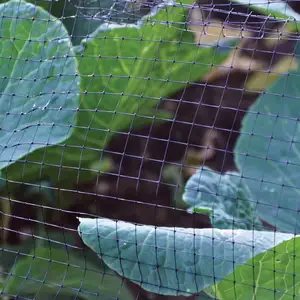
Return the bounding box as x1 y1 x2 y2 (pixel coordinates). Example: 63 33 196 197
78 217 295 296
0 0 79 169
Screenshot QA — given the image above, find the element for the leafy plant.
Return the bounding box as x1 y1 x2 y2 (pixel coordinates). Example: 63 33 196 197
78 69 300 297
3 0 300 299
76 3 300 300
0 1 234 298
3 0 229 187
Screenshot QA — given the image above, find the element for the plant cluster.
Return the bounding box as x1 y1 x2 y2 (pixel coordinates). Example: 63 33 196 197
0 0 300 299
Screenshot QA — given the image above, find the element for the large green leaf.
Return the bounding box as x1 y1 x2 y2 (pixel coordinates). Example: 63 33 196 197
0 0 79 171
215 237 300 299
77 217 295 296
3 2 228 187
183 167 262 230
235 71 300 233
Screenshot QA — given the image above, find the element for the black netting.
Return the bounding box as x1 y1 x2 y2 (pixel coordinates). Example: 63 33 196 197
1 0 300 299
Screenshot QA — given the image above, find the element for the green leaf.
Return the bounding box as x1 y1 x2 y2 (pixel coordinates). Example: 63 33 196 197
77 217 295 296
3 2 228 186
183 167 262 230
0 0 79 171
235 71 300 233
2 245 133 300
216 237 300 299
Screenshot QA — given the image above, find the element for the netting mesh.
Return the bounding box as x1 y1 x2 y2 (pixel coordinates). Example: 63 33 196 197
1 0 300 299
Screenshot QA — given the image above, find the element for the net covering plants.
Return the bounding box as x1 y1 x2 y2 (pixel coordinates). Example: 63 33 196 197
1 0 300 299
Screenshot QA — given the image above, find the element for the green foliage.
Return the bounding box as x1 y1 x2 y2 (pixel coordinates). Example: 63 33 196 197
4 1 300 299
0 0 79 171
183 167 262 229
1 233 133 300
215 237 300 299
3 1 228 187
76 3 300 297
77 217 295 296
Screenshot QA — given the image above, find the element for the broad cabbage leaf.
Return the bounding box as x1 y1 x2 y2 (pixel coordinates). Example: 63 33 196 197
78 217 295 296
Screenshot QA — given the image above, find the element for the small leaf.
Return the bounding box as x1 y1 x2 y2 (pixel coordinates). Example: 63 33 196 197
216 237 300 299
78 217 295 296
183 167 261 229
0 0 79 170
